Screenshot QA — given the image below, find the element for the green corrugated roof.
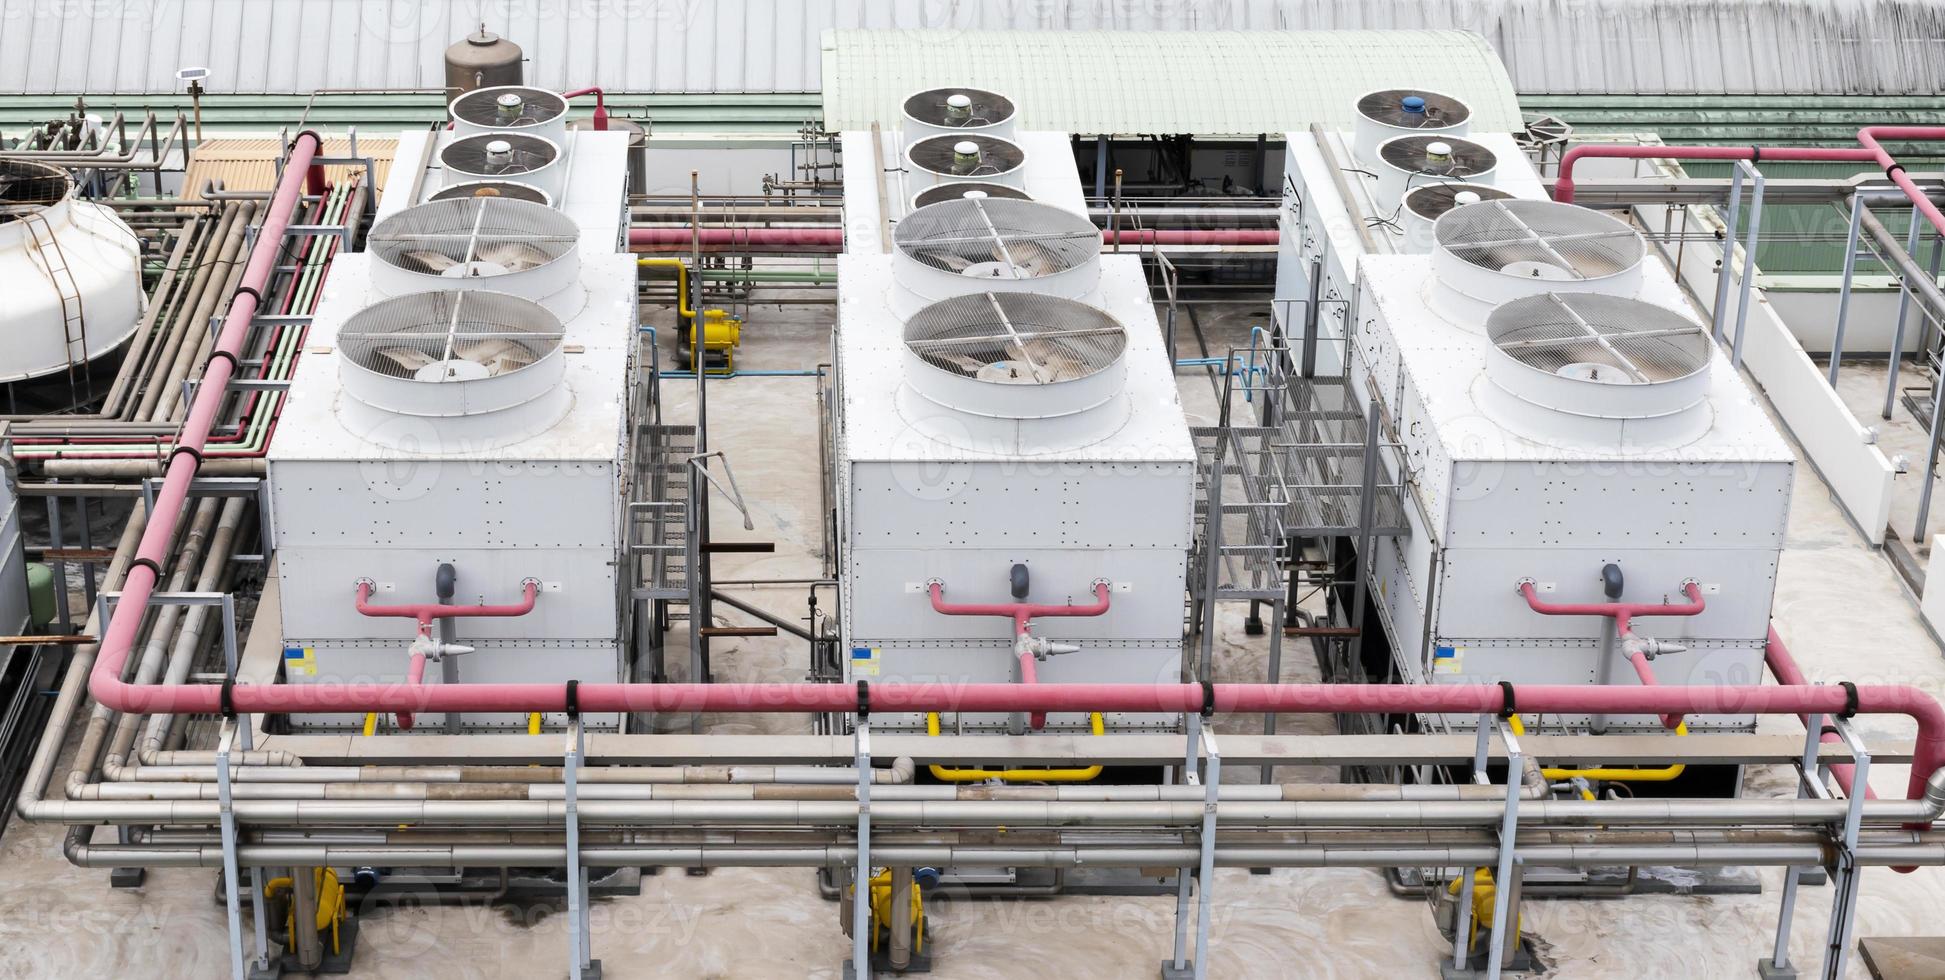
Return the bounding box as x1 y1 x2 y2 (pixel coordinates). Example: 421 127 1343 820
820 29 1524 136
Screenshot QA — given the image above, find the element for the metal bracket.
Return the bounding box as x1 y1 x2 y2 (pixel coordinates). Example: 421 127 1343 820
100 588 243 749
564 717 599 978
847 717 874 980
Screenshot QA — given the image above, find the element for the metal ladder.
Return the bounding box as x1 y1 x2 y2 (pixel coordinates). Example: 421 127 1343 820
18 209 91 401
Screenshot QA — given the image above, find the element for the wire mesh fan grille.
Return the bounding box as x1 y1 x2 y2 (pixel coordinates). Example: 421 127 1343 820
369 198 577 279
1356 89 1470 129
430 180 550 205
0 160 71 221
339 291 565 383
913 182 1031 208
1436 199 1646 280
894 197 1097 278
451 86 567 130
1404 183 1512 221
1377 135 1496 179
441 133 559 177
902 88 1016 128
905 292 1125 385
907 135 1026 179
1488 293 1711 385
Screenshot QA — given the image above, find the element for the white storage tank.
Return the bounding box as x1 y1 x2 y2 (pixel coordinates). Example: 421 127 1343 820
0 160 143 384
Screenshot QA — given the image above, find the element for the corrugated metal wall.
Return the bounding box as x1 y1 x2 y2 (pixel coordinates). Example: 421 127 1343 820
3 0 1943 96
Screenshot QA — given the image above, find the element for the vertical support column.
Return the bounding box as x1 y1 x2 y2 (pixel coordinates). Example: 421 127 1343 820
848 712 874 980
220 593 249 751
1484 718 1524 980
1761 711 1828 980
1828 195 1865 384
1821 718 1873 980
1191 726 1222 980
216 725 247 980
1163 709 1203 979
1094 136 1109 200
1344 399 1381 684
1300 259 1322 380
1711 166 1745 343
1729 160 1766 370
1885 205 1927 421
564 717 598 979
1260 596 1285 784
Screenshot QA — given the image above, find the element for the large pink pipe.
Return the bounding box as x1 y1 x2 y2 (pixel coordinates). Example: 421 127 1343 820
1767 625 1875 802
1857 126 1945 242
88 130 323 715
929 580 1112 729
624 227 1277 249
1553 144 1876 205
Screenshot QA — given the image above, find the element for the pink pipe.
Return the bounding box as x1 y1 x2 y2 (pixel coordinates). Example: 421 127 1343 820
623 227 1278 249
88 130 323 712
1766 625 1875 802
928 580 1112 730
1517 580 1705 637
354 579 539 730
560 86 608 131
1553 144 1877 205
354 579 541 630
1623 652 1684 731
1856 127 1945 242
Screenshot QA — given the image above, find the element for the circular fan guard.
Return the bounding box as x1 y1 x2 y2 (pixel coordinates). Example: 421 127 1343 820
441 133 559 178
1436 199 1645 281
1405 183 1513 222
0 160 73 223
1356 89 1471 129
894 197 1097 280
902 88 1016 129
430 180 552 206
1488 293 1711 387
339 291 564 384
906 134 1026 180
451 85 567 132
905 292 1125 386
913 182 1031 209
1378 135 1497 180
369 198 577 281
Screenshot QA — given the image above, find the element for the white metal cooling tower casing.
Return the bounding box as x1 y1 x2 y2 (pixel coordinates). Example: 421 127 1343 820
901 87 1018 142
0 163 143 383
1352 89 1472 168
903 134 1030 191
428 179 554 207
890 196 1101 308
268 128 639 732
366 197 586 318
449 85 570 144
1372 134 1497 216
1429 198 1647 327
910 181 1033 212
833 249 1195 734
1348 237 1795 734
439 132 566 202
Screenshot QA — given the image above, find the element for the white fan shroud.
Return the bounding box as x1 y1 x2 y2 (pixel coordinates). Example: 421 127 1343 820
900 291 1128 421
368 197 585 317
449 84 570 144
891 196 1101 305
903 134 1029 191
1371 134 1498 215
335 290 572 450
1430 199 1648 327
900 87 1018 142
429 179 553 207
1351 88 1472 168
439 132 566 201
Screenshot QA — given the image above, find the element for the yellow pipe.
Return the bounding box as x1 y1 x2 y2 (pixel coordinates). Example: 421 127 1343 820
360 712 377 737
1509 714 1690 783
528 712 543 735
637 257 694 320
924 711 1106 783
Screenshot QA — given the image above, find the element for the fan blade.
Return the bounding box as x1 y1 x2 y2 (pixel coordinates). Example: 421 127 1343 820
477 241 552 272
401 249 461 274
916 247 975 271
453 339 536 376
373 347 437 372
997 240 1059 277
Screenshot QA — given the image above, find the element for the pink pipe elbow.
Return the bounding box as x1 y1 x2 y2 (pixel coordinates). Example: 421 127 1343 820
1553 144 1877 205
354 579 541 629
398 648 429 731
1765 625 1877 803
1623 651 1684 730
561 87 608 131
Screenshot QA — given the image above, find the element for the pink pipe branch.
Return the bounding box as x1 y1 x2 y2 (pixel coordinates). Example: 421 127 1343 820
927 579 1113 730
1518 579 1704 730
560 86 608 131
354 579 541 730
